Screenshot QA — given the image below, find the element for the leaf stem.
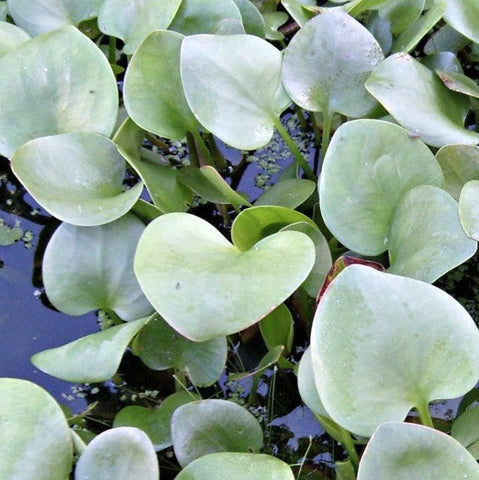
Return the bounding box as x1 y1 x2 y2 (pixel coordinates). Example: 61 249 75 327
108 35 117 66
339 427 360 471
320 110 332 169
416 402 434 428
192 130 214 167
205 133 228 170
273 118 317 181
186 131 199 168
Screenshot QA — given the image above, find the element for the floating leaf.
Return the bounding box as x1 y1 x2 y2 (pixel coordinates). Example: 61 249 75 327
31 317 149 383
7 0 103 36
74 427 159 480
134 213 315 341
170 0 242 35
132 314 227 386
311 265 479 437
319 119 443 256
43 214 153 321
231 205 317 251
124 30 199 141
175 452 295 480
421 52 463 74
378 0 425 35
366 53 479 147
388 185 477 282
441 0 479 44
459 180 479 241
181 33 290 150
0 21 30 58
113 391 200 451
232 0 265 37
171 399 263 467
255 178 315 209
357 422 479 479
282 11 384 118
0 378 73 480
0 26 118 158
98 0 181 54
436 69 479 99
12 132 143 226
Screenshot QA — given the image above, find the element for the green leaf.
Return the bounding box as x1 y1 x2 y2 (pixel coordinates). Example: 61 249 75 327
0 26 118 158
319 119 443 256
170 0 242 35
114 118 192 213
436 69 479 99
281 0 316 26
31 317 149 383
232 0 265 37
74 427 159 480
387 185 477 282
229 345 285 380
311 265 479 437
231 205 318 251
459 180 479 241
357 422 479 479
424 22 471 54
421 52 463 74
178 165 252 207
365 52 479 147
451 404 479 459
134 212 315 341
281 11 384 117
441 0 479 44
132 313 227 386
98 0 181 54
43 214 153 321
255 178 315 209
0 21 30 58
180 33 290 150
0 378 73 480
171 400 263 467
7 0 103 36
378 0 425 35
124 30 199 141
436 144 479 200
113 391 200 451
259 303 294 354
263 11 288 40
11 132 143 226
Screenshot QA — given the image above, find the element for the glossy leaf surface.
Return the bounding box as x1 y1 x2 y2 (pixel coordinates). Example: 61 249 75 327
43 214 153 321
311 265 479 437
171 400 263 467
442 0 479 44
181 33 290 150
459 180 479 241
135 213 314 341
255 178 315 209
0 26 118 158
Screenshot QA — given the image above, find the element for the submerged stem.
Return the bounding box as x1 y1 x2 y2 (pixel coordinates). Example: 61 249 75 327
274 118 317 181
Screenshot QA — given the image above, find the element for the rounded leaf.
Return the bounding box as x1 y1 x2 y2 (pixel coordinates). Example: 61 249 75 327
319 119 443 255
134 213 315 341
0 378 73 480
459 180 479 241
171 399 263 467
0 21 30 58
181 34 290 150
442 0 479 44
43 214 153 321
74 427 159 480
12 133 143 226
357 422 479 479
282 11 384 117
0 26 118 158
311 265 479 437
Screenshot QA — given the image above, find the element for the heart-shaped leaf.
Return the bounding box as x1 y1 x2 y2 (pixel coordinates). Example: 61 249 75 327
441 0 479 44
113 391 200 451
132 313 227 386
365 53 479 147
31 316 150 383
357 422 479 479
388 185 477 282
436 144 479 200
134 213 315 341
7 0 103 36
98 0 181 54
180 33 290 150
171 399 263 467
43 214 153 321
319 119 444 255
124 30 200 141
74 427 159 480
11 132 143 226
170 0 242 35
311 265 479 437
459 180 479 241
0 21 30 58
0 378 73 480
175 452 295 480
0 26 118 158
282 11 384 118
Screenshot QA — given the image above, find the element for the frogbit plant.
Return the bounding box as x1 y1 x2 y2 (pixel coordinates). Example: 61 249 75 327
1 0 479 478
